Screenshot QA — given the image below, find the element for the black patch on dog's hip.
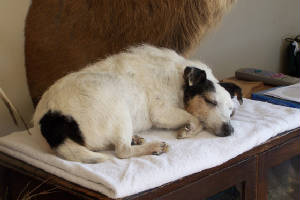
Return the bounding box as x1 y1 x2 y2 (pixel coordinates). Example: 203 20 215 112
39 110 85 148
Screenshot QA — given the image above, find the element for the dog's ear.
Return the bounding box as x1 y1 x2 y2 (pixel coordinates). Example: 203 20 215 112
183 66 206 87
219 82 243 105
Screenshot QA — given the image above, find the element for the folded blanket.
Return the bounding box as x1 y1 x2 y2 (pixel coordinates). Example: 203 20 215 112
0 99 299 199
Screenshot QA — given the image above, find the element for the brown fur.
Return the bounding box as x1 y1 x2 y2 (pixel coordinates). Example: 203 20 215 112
185 95 210 120
25 0 236 105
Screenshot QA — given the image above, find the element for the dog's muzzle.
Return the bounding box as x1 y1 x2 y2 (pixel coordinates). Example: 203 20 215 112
219 122 234 137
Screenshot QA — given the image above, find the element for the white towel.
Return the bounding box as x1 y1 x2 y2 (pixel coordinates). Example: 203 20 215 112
0 99 299 199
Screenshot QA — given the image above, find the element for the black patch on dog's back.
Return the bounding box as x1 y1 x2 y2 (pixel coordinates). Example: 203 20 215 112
39 110 85 148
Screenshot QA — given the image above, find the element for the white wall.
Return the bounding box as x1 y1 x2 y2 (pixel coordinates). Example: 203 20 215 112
0 0 33 136
191 0 300 80
0 0 299 136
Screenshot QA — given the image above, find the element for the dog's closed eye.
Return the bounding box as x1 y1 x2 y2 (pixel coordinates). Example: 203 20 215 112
204 97 217 106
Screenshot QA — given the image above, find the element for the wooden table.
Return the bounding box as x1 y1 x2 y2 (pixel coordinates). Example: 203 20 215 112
0 80 299 200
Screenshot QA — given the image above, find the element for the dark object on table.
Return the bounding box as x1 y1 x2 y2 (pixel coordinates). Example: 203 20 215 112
286 35 300 78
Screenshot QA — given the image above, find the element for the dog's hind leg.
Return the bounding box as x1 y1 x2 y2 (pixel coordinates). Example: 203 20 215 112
113 115 168 158
116 141 169 159
56 139 112 163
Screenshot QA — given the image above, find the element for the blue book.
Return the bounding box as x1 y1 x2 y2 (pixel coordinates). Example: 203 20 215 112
251 87 300 109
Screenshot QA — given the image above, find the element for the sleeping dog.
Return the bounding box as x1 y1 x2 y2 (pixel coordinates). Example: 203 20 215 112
33 45 242 163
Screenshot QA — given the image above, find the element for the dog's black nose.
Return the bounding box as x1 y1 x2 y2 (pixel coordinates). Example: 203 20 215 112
222 123 234 136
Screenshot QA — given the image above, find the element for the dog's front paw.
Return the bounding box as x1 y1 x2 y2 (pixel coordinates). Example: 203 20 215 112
177 124 192 139
177 123 203 139
150 142 169 155
131 135 145 145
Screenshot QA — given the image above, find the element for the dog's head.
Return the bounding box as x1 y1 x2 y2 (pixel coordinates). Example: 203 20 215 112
183 66 243 137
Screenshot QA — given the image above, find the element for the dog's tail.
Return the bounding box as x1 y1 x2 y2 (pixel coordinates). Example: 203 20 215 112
55 140 113 163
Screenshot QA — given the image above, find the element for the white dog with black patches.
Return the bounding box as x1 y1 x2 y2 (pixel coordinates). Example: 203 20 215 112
33 45 242 163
